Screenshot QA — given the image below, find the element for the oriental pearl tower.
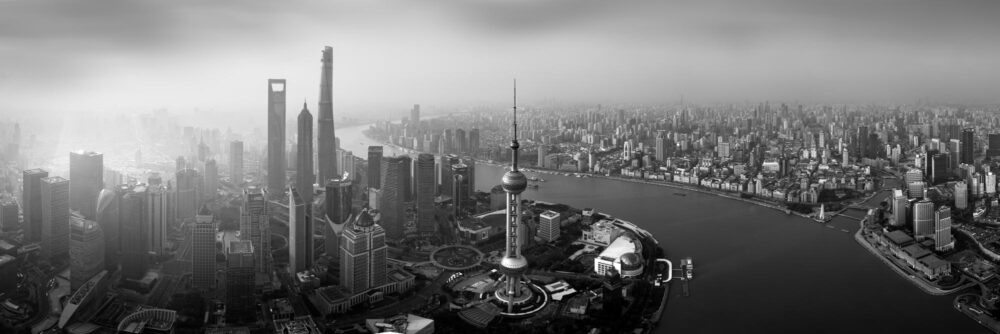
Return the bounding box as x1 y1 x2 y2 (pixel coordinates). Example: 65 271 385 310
496 80 533 312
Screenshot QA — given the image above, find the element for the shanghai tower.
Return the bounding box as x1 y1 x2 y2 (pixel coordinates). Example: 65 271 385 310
318 46 337 185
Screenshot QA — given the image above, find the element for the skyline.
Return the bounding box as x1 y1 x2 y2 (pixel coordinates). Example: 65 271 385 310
3 0 1000 121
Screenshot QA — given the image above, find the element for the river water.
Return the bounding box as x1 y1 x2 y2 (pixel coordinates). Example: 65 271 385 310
337 123 985 333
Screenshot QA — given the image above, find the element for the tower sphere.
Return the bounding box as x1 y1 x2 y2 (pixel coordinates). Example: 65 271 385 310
502 170 527 194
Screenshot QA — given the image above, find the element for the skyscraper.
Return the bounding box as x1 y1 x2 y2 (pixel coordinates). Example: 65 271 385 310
120 185 148 279
989 133 1000 158
367 146 383 190
97 188 120 271
400 155 413 202
204 159 218 203
890 189 907 227
241 186 271 278
147 185 173 257
449 164 470 213
297 103 314 205
192 207 217 290
326 174 353 221
961 128 975 164
226 240 256 323
415 154 436 234
497 81 531 313
175 168 200 220
934 206 954 251
0 196 17 232
317 46 338 187
955 181 969 210
230 140 244 184
655 131 668 161
22 169 48 243
70 151 103 219
340 209 386 294
380 156 408 242
268 79 288 193
289 187 313 274
69 215 104 290
462 157 476 197
410 104 420 125
913 199 934 240
469 129 480 158
41 176 70 260
324 176 352 264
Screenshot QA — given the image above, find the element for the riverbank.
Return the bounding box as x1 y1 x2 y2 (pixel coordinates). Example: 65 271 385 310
369 137 834 224
853 218 972 296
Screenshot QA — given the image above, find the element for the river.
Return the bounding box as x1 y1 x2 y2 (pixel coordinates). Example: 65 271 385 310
337 123 986 333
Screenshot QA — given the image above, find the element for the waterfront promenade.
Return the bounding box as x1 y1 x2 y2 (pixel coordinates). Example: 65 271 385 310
854 218 973 296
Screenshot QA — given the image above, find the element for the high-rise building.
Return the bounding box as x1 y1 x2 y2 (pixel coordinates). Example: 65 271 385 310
241 186 271 277
400 155 412 202
462 157 476 196
890 189 907 227
340 209 386 294
954 181 969 210
324 176 351 265
934 206 954 251
537 145 547 167
268 79 288 193
338 150 355 180
289 187 313 274
325 176 352 225
176 156 187 173
230 140 244 184
41 176 70 260
226 240 256 323
317 46 338 187
297 103 315 205
175 168 200 221
380 156 408 242
70 151 103 219
204 159 218 202
988 133 1000 158
22 169 49 243
0 196 18 232
415 154 436 234
439 155 460 198
367 146 383 190
410 104 420 126
120 185 148 279
913 199 934 240
147 185 173 257
955 128 976 165
69 215 104 290
96 188 120 271
455 129 467 154
538 210 561 243
469 129 480 158
449 163 470 209
655 131 668 161
192 206 217 290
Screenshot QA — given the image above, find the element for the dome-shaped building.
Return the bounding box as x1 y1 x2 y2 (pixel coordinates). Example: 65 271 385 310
594 234 645 278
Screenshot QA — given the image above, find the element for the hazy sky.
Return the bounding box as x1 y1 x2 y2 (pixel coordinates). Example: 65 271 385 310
1 0 999 119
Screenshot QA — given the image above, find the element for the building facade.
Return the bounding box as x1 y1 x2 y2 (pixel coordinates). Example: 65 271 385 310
41 176 70 260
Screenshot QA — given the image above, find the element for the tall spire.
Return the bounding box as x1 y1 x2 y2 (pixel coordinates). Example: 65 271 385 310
511 79 520 171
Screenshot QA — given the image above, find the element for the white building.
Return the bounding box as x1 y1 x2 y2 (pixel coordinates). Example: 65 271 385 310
593 234 644 278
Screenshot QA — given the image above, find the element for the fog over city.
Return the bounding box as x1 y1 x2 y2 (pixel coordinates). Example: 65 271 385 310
2 0 1000 124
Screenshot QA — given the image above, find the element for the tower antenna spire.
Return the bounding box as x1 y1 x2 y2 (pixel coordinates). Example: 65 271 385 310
511 79 520 171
